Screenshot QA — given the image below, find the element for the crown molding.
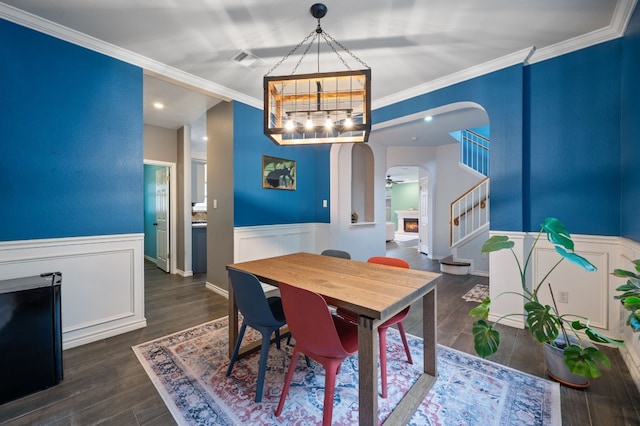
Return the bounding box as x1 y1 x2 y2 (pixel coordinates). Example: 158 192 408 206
2 0 635 112
529 0 637 64
372 0 637 110
372 47 534 110
0 3 257 106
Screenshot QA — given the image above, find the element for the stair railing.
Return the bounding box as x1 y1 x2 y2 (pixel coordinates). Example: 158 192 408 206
460 129 489 176
450 177 490 247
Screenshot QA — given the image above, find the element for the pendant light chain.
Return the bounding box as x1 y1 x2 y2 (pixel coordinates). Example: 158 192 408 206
266 14 370 76
265 28 317 76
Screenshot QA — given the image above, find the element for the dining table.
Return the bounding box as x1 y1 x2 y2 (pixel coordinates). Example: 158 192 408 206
226 252 441 425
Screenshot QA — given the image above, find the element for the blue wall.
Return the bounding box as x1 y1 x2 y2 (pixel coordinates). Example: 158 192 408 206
525 41 622 235
374 66 525 232
621 5 640 241
0 19 143 241
3 5 638 242
233 102 330 226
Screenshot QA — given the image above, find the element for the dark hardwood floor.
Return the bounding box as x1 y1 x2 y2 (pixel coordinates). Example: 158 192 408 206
1 240 639 425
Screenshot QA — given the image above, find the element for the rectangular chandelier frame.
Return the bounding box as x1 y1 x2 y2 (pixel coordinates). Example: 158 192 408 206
264 69 371 145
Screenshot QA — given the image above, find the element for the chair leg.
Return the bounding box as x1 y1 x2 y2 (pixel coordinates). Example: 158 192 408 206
378 326 389 398
321 360 340 426
254 332 272 403
276 350 299 417
275 328 281 350
397 321 413 364
226 323 247 377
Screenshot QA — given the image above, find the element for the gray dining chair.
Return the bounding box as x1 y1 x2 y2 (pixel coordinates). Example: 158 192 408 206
320 249 351 259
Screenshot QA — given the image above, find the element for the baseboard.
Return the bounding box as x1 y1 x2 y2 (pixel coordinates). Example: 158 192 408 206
206 282 228 298
620 343 640 394
63 319 147 350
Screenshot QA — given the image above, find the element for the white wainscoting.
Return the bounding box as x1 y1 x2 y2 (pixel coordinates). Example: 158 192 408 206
202 223 331 298
488 231 640 391
0 234 145 349
233 223 330 263
618 238 640 392
488 232 619 334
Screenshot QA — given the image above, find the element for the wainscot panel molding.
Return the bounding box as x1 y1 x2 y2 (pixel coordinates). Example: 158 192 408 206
206 223 330 298
0 234 145 349
618 238 640 393
233 223 330 263
489 231 640 392
488 231 619 334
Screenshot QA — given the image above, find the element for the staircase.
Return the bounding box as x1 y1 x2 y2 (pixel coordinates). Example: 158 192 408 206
440 129 490 275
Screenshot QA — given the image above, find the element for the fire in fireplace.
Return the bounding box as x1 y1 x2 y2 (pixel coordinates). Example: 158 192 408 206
404 218 419 233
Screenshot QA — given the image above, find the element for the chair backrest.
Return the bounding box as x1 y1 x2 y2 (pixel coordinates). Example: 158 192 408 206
228 269 281 327
367 256 410 269
278 282 350 358
321 249 351 259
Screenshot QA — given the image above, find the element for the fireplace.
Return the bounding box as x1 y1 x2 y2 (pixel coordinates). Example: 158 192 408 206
395 210 419 234
404 218 419 233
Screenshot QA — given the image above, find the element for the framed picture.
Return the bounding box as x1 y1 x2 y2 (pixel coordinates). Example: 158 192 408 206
262 155 296 190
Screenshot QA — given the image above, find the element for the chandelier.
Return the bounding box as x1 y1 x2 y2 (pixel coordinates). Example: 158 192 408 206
264 3 371 145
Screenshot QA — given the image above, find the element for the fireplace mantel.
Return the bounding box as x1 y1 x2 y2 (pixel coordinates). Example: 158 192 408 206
396 210 419 234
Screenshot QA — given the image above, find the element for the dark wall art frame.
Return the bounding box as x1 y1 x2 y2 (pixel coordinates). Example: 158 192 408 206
262 155 296 190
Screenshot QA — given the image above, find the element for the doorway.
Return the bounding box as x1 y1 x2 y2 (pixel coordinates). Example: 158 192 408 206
143 161 178 273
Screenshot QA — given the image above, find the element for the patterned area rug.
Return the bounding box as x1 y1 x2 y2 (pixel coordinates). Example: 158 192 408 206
462 283 490 303
132 316 560 426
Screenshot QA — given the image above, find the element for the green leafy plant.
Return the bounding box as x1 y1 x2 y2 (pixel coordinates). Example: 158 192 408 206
470 217 624 379
613 259 640 333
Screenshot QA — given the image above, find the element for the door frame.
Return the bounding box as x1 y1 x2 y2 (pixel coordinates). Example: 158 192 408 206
144 159 177 274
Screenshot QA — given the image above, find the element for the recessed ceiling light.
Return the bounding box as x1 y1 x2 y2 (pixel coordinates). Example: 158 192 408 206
153 102 164 110
424 116 433 122
202 136 208 141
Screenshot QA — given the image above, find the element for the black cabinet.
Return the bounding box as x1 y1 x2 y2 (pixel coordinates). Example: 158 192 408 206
192 226 207 273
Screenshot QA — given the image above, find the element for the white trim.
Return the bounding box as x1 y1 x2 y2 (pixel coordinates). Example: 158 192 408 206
2 1 634 112
528 0 638 64
0 4 258 108
373 49 534 109
0 234 146 349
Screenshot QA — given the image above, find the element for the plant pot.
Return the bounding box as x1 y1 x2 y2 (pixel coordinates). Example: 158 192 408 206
542 335 593 389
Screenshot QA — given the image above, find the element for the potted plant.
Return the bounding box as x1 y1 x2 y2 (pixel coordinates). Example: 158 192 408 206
470 217 624 387
613 259 640 333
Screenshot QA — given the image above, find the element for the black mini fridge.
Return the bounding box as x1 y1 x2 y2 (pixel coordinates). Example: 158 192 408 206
0 272 63 405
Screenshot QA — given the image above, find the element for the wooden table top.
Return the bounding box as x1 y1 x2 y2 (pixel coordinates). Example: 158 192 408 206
227 252 441 321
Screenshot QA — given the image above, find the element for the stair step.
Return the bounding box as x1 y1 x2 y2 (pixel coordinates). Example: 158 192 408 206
439 256 470 275
439 256 470 266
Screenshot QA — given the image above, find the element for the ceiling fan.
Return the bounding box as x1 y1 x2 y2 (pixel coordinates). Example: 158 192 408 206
386 175 404 187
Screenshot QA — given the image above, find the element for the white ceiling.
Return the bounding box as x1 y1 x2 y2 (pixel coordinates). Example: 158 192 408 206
1 0 634 175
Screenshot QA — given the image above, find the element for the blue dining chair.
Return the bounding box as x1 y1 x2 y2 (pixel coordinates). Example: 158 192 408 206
226 269 287 403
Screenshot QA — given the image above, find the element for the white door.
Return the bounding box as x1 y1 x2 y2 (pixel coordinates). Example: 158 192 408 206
155 167 170 272
419 177 429 255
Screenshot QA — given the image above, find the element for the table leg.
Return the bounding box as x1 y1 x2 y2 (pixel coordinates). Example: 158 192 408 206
228 275 238 359
358 315 377 426
423 288 437 375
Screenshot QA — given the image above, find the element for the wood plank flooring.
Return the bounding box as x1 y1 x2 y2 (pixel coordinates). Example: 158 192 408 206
1 241 639 425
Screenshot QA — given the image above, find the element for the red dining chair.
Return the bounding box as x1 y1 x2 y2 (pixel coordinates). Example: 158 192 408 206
275 282 358 426
336 255 413 398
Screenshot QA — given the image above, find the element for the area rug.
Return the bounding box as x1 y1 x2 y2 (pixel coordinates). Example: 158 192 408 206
132 316 560 426
462 283 490 303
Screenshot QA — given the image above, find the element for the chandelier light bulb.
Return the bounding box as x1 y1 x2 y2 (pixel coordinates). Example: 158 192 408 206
285 117 294 130
344 115 353 128
305 116 314 129
325 116 333 129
